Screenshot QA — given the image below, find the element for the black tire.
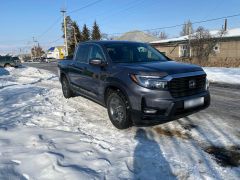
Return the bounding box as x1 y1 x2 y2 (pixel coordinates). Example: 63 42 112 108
4 63 11 68
61 76 73 98
106 90 131 129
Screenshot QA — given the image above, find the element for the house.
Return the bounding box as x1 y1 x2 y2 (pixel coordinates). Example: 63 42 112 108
116 30 160 42
150 28 240 65
47 46 65 59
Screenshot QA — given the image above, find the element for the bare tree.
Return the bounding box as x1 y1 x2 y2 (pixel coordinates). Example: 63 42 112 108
180 20 193 36
146 30 168 39
146 30 159 37
159 32 168 40
31 45 44 58
190 26 225 61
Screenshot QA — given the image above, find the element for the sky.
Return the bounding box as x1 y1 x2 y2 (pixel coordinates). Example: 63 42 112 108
0 0 240 54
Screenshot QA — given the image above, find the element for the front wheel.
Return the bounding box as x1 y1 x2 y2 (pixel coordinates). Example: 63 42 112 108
61 76 73 98
106 90 131 129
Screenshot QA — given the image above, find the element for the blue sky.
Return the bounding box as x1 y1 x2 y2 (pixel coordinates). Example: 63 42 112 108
1 0 240 54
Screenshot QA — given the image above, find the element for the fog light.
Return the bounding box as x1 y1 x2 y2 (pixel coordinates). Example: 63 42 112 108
144 109 157 114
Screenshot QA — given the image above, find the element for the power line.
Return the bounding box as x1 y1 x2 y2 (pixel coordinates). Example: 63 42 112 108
68 0 104 14
0 1 103 48
0 17 62 43
37 0 104 48
38 16 62 39
46 37 63 44
73 0 142 26
107 13 240 35
99 0 145 23
0 38 30 43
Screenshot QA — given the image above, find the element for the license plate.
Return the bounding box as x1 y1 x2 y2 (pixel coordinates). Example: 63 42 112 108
184 97 204 109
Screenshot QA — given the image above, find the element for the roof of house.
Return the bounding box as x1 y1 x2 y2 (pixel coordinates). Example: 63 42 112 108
116 30 160 42
48 47 55 51
48 46 64 52
150 28 240 44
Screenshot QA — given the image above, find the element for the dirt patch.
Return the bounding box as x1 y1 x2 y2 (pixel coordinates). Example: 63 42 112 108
154 127 191 140
204 146 240 167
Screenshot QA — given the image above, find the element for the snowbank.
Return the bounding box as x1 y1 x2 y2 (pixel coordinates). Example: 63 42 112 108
204 67 240 85
0 68 9 76
0 67 239 179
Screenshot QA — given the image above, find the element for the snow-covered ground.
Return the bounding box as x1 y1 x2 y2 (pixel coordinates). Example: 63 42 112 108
0 67 239 179
204 67 240 85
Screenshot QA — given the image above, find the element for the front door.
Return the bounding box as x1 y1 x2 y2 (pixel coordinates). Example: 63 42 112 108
68 44 91 95
86 44 107 98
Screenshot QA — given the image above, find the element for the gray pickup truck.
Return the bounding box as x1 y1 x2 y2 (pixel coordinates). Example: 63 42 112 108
0 55 21 68
58 41 210 129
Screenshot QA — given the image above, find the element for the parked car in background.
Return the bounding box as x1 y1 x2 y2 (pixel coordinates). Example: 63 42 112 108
0 55 21 67
58 41 210 129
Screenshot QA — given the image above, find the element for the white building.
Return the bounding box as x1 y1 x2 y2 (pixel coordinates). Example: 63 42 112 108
47 46 65 59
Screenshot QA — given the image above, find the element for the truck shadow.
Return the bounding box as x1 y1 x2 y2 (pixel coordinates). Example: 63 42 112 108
133 128 176 179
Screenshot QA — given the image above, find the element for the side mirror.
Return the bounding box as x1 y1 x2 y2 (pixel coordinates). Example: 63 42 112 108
89 59 107 66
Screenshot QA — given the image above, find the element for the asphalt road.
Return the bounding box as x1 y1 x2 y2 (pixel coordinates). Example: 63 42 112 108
24 61 59 75
24 61 240 128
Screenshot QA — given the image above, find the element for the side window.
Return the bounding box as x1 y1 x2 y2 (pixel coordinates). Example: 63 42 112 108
75 45 89 63
89 45 104 61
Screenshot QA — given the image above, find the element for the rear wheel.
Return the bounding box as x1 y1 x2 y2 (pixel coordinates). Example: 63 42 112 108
4 63 11 68
106 90 131 129
61 76 73 98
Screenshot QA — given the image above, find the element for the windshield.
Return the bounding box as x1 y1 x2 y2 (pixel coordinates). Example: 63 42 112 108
104 43 168 63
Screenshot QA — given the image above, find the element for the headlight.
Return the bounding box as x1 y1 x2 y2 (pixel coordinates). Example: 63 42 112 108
205 77 209 90
130 74 168 90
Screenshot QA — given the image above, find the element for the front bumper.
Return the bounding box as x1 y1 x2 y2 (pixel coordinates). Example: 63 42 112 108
131 91 210 126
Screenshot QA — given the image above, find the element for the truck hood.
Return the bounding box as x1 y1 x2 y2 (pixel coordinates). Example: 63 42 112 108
116 61 203 75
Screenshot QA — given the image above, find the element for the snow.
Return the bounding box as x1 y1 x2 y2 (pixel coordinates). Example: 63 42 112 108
0 66 240 179
204 67 240 85
151 28 240 44
151 35 189 44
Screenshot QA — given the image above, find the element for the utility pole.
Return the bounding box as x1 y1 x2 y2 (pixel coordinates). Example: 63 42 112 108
32 37 36 59
61 8 68 56
224 19 228 31
188 26 192 57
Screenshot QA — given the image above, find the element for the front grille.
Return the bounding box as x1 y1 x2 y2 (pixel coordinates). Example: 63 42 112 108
169 74 206 98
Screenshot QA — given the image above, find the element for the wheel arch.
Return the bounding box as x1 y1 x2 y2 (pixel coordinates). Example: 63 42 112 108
4 63 11 67
104 83 131 108
60 71 69 82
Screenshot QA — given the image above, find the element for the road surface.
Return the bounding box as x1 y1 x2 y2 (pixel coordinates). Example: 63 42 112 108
24 61 59 75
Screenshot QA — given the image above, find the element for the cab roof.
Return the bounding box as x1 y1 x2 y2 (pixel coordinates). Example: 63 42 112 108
81 40 147 45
